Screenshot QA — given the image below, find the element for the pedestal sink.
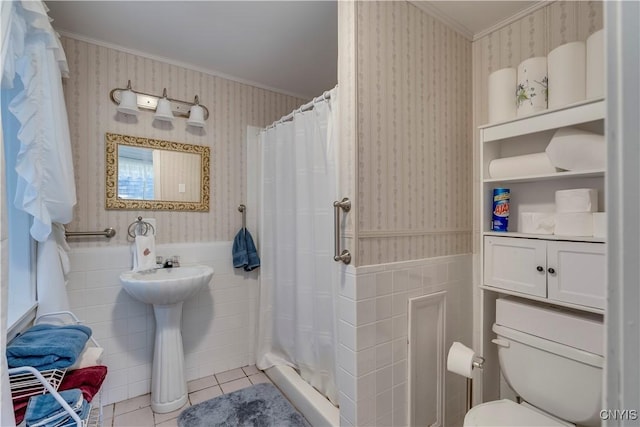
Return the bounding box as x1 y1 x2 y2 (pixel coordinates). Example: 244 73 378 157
120 265 214 413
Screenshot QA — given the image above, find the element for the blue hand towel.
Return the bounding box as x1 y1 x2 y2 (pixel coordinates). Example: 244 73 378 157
232 228 260 271
232 228 248 269
25 388 88 427
244 229 260 271
7 324 92 370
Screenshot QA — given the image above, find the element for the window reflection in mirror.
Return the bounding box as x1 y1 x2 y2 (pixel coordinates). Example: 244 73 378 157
118 146 154 200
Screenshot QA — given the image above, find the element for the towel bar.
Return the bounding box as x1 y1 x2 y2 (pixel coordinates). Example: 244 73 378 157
65 228 116 239
127 216 155 239
238 204 247 229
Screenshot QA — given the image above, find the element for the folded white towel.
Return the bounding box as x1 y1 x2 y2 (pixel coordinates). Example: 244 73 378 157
133 234 156 271
68 344 104 370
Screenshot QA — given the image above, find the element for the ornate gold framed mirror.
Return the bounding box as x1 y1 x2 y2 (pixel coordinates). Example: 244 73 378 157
105 133 210 211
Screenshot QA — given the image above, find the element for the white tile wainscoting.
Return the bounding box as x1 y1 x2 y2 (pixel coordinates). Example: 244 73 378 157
67 239 471 426
338 254 472 427
66 241 258 405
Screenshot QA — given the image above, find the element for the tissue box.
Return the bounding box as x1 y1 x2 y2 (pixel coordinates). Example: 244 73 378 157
555 213 594 236
520 212 555 234
555 188 598 213
593 212 606 238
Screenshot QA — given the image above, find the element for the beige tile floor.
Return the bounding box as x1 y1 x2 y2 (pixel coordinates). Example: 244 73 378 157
105 365 272 427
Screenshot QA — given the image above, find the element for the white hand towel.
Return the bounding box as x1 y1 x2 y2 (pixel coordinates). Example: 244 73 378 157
133 234 156 271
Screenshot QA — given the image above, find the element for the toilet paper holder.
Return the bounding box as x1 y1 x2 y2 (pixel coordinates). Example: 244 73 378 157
467 356 485 411
471 356 485 369
447 342 485 411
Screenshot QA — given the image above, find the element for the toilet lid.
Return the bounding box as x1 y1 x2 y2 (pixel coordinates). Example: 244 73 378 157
463 399 573 427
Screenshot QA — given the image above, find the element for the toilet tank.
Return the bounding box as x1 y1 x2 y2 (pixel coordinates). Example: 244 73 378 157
493 298 604 427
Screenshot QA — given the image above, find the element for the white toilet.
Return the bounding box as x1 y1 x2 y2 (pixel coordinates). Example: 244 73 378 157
464 297 604 427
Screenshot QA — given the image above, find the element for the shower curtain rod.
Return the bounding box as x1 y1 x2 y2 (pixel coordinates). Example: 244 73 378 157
264 87 334 131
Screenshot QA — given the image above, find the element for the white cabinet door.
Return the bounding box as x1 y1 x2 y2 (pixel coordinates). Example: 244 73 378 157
547 242 606 309
484 236 547 297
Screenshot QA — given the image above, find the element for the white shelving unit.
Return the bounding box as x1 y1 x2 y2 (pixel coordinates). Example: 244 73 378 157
7 312 104 427
483 231 604 243
482 168 604 184
477 98 606 402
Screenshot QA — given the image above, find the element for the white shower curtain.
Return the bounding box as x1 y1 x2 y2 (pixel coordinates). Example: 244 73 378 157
257 89 340 405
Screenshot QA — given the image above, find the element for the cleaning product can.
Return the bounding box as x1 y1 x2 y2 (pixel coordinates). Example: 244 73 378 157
492 188 510 231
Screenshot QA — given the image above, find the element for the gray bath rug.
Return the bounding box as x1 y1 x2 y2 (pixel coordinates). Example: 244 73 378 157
177 383 311 427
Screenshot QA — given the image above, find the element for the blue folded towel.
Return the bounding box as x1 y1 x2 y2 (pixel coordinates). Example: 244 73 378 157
232 228 260 271
7 324 92 370
25 388 89 427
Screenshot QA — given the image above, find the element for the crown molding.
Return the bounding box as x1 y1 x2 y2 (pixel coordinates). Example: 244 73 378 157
473 1 550 41
409 1 474 41
57 30 310 100
410 1 551 43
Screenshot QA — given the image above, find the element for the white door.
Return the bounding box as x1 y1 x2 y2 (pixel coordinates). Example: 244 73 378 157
547 242 606 309
484 236 547 297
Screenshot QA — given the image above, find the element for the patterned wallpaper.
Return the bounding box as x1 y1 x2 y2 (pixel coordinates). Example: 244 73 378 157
60 36 305 247
337 0 359 264
354 1 473 266
471 0 604 252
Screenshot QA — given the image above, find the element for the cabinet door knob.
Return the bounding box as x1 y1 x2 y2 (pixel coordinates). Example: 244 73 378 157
536 266 544 272
548 267 556 274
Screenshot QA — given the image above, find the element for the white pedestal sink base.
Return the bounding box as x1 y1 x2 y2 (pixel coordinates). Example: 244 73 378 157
119 265 214 414
151 302 188 414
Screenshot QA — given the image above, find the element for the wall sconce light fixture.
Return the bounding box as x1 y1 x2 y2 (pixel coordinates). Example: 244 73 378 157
110 80 209 126
116 81 140 116
186 96 206 128
154 88 174 123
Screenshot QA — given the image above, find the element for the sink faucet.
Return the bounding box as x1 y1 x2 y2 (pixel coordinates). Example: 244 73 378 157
162 256 180 268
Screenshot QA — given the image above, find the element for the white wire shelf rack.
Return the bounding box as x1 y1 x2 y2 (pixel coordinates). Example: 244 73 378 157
7 311 104 427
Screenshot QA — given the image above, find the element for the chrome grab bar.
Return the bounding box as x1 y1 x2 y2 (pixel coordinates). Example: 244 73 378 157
65 228 116 238
333 197 351 265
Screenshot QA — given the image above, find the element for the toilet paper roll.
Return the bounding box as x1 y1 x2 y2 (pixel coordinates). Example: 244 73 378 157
488 152 557 179
516 57 548 117
587 29 604 99
555 188 598 213
447 342 476 378
545 127 606 171
555 212 594 237
548 41 586 108
520 212 555 235
488 68 517 123
593 212 606 238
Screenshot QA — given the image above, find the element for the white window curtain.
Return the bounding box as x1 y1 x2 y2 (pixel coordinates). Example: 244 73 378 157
2 2 75 421
256 89 340 405
118 156 155 200
2 0 76 317
1 0 76 322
